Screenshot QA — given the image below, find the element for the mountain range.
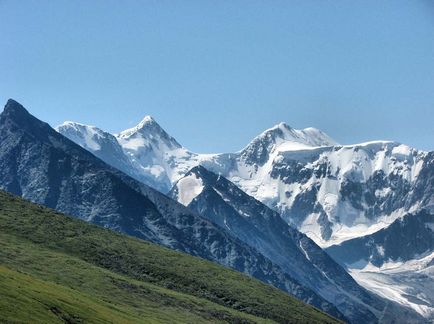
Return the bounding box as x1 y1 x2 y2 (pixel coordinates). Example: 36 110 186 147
57 105 434 321
0 98 432 322
0 99 349 319
57 115 429 248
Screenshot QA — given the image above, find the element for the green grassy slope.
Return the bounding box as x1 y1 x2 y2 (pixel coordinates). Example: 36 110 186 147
0 190 340 323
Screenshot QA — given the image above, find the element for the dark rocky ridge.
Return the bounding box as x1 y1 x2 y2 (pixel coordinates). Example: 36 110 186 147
326 210 434 267
170 165 426 323
0 99 344 320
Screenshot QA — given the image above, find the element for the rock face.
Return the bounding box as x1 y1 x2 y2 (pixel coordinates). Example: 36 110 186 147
327 210 434 267
170 166 389 323
220 130 426 248
326 210 434 319
407 152 434 210
0 99 344 320
322 150 434 320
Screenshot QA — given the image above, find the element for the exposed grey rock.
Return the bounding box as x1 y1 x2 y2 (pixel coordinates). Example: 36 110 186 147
0 99 344 320
170 165 426 323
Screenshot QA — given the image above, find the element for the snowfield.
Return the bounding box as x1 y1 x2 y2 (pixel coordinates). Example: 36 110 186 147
349 252 434 319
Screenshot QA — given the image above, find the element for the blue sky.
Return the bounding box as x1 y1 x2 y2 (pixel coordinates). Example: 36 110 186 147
1 0 433 152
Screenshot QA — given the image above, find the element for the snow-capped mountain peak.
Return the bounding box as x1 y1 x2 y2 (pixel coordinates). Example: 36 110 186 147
55 121 111 151
240 123 338 166
256 122 338 147
112 115 190 192
140 115 155 124
118 115 155 136
117 115 181 149
298 127 339 147
54 121 142 181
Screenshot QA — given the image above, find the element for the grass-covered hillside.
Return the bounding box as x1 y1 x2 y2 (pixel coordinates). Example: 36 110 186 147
0 190 340 323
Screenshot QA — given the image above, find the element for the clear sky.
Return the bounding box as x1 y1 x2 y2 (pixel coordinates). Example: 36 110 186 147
1 1 433 153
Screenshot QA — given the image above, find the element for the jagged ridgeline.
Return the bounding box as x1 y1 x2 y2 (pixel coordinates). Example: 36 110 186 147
0 99 429 323
0 99 345 320
56 100 434 320
0 190 340 324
